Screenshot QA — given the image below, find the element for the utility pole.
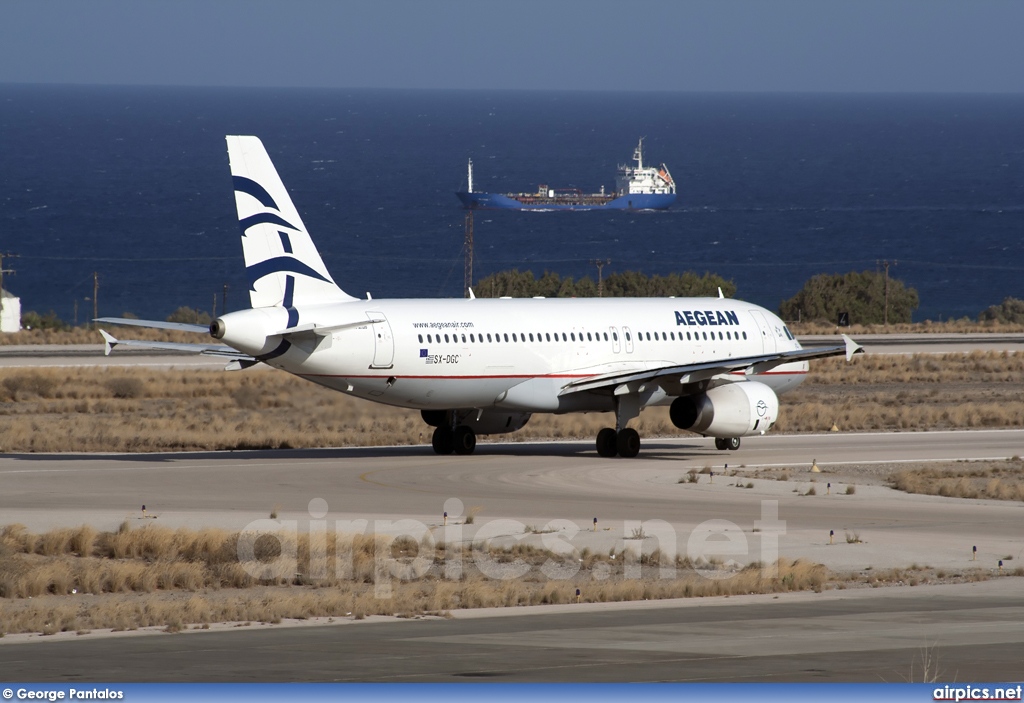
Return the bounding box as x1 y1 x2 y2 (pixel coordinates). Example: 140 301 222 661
212 292 217 319
879 259 896 326
590 258 611 297
464 210 474 298
222 284 228 315
92 271 99 327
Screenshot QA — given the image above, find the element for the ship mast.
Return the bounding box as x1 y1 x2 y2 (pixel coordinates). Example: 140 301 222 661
467 158 474 194
634 138 644 170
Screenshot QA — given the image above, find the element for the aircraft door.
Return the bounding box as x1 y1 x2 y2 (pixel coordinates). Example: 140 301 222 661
367 311 395 368
749 311 777 354
609 326 621 353
623 326 634 354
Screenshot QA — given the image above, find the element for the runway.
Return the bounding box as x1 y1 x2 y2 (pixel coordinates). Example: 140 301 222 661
2 430 1023 572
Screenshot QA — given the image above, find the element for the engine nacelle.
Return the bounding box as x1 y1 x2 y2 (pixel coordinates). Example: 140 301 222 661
421 409 531 436
210 307 288 357
670 381 779 438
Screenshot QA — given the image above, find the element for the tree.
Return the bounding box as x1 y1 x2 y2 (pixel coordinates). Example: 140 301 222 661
779 270 919 325
978 297 1024 324
21 310 69 330
475 269 736 299
167 307 212 325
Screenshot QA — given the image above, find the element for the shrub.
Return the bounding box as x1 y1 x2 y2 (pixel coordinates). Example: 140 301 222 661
166 307 212 325
106 377 144 399
779 270 919 325
21 310 69 331
979 297 1024 324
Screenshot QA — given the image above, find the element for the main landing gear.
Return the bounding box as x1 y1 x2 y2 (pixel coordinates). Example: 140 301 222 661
432 425 477 455
714 437 741 451
595 392 645 458
596 427 640 458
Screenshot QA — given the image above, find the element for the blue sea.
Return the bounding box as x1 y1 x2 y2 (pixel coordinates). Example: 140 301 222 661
1 85 1022 323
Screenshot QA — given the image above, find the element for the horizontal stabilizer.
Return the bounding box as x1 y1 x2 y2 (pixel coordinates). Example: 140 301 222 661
269 318 384 338
94 317 209 334
98 330 255 363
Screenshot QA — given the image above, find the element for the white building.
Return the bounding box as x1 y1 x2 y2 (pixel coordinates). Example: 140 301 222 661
1 289 22 333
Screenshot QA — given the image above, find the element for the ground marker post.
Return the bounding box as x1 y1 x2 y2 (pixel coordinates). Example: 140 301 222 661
999 560 1003 573
593 517 597 532
827 482 831 495
973 545 977 561
576 588 582 603
709 471 714 485
443 511 448 527
829 530 834 545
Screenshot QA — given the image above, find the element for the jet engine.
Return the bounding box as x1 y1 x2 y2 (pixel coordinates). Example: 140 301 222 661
669 381 778 438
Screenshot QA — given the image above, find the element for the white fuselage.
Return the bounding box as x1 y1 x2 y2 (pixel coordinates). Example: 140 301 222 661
216 295 807 415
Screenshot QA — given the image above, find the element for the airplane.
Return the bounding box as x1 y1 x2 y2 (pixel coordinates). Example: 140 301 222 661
98 135 862 458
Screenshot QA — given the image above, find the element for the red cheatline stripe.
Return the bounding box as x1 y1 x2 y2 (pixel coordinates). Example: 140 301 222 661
303 370 808 381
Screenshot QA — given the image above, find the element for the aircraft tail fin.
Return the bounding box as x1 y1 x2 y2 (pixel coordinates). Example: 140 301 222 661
226 135 356 309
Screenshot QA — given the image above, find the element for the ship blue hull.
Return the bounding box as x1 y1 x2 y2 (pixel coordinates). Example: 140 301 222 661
456 191 676 211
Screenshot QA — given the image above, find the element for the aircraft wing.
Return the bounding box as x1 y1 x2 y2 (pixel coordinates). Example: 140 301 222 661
98 330 257 370
559 335 862 396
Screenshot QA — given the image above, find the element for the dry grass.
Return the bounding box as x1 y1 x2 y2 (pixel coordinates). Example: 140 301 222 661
889 459 1024 501
0 351 1021 452
2 522 1019 636
0 522 827 635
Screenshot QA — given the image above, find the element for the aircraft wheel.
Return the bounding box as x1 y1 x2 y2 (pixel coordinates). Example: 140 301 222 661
616 428 641 458
726 437 741 451
714 437 728 451
431 426 454 455
452 425 477 455
596 427 618 457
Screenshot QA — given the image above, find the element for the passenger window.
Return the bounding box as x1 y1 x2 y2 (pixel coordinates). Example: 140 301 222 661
503 333 509 342
625 332 631 341
418 334 423 343
512 333 517 342
487 333 492 342
603 332 609 341
444 334 449 343
529 333 534 342
703 332 708 340
587 332 592 341
613 332 618 341
671 332 676 340
462 334 467 343
546 333 551 342
743 331 747 340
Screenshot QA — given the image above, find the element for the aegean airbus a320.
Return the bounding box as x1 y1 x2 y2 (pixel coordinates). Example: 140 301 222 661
99 136 861 458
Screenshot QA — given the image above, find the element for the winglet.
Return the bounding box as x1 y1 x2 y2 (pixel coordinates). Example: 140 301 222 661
718 287 724 299
99 329 118 356
468 288 476 300
842 334 862 361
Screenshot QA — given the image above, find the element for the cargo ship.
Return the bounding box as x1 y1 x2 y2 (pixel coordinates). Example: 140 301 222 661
456 139 676 211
